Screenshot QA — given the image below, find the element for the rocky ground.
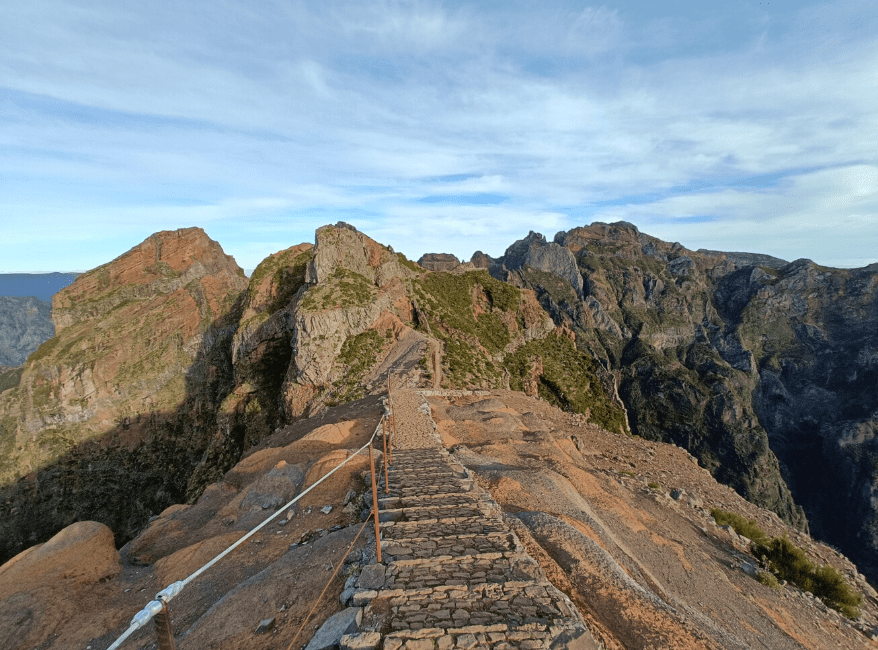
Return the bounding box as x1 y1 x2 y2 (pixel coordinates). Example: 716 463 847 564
3 388 877 649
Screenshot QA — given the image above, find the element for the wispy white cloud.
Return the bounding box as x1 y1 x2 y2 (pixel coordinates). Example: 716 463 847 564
1 0 876 271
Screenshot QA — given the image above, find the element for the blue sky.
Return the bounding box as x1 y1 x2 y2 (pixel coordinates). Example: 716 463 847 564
2 0 876 273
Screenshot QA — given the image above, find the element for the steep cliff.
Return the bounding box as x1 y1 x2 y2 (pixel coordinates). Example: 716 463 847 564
507 221 878 583
0 228 248 562
0 296 54 367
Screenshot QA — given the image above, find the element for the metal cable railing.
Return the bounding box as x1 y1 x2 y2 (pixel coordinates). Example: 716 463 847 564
106 390 396 650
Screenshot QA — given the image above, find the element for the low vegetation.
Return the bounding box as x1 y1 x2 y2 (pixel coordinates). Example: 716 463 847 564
711 508 862 618
301 269 374 311
330 329 391 404
710 508 768 543
396 253 423 273
411 271 522 388
248 248 311 315
752 535 862 619
504 333 628 435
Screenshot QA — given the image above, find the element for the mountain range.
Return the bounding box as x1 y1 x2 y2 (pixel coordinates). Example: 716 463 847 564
1 222 876 649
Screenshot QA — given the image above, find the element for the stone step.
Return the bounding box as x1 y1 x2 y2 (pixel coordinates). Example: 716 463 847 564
379 581 578 633
379 489 476 509
381 621 592 650
383 491 483 508
382 503 488 522
394 482 474 496
388 472 463 483
382 532 519 559
381 517 508 540
384 553 544 590
386 478 472 492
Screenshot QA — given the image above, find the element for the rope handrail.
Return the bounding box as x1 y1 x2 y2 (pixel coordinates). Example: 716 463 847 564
106 413 388 650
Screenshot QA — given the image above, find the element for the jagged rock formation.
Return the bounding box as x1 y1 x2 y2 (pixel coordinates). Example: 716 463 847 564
698 248 789 269
507 221 878 583
497 231 584 300
416 253 459 272
0 296 54 367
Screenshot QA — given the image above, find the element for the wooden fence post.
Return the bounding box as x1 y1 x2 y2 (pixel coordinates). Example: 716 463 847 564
154 601 177 650
369 444 382 563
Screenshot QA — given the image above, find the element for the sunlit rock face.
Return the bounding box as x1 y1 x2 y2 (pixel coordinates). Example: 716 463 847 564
513 221 878 581
0 227 248 564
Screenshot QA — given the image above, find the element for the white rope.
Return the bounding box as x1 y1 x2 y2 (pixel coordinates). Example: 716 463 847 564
106 415 385 650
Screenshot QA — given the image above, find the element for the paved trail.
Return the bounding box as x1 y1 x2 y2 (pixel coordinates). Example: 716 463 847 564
346 389 597 650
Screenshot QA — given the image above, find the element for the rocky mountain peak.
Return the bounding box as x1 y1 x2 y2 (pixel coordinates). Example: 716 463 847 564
52 227 244 333
500 231 584 299
305 223 414 287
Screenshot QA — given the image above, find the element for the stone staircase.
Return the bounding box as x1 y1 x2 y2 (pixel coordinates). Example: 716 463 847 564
338 391 598 650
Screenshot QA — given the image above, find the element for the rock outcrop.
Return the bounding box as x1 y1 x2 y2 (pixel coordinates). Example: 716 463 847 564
0 227 248 564
498 231 584 299
0 296 53 367
416 253 459 271
512 220 878 583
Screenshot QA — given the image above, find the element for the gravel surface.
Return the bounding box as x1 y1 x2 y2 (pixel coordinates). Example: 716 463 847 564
390 390 443 449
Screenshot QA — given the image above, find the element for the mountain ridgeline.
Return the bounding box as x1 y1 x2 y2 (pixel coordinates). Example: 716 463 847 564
0 221 876 589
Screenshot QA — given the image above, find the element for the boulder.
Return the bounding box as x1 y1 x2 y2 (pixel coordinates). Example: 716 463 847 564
305 607 362 650
239 461 306 512
0 521 120 596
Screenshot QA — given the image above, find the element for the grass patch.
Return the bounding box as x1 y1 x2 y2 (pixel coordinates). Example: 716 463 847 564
503 333 628 434
757 571 781 590
248 248 311 314
710 508 768 543
752 535 862 619
648 482 660 489
397 253 423 273
410 271 523 387
301 269 374 311
331 329 390 403
0 366 24 393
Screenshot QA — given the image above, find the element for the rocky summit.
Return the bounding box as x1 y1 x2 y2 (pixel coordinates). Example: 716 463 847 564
1 221 877 650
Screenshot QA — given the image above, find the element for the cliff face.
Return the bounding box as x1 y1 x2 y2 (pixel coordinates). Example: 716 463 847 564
506 221 878 581
0 296 54 367
737 260 878 577
0 228 248 562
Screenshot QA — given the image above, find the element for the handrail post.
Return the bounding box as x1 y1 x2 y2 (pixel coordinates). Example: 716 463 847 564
154 601 177 650
369 444 382 563
382 416 390 493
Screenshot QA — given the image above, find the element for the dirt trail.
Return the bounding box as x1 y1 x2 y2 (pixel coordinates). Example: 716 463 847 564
428 339 442 389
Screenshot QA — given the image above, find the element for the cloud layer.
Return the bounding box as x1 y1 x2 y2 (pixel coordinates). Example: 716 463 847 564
2 0 876 271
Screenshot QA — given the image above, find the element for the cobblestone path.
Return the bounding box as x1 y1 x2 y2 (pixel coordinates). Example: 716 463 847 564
346 390 597 650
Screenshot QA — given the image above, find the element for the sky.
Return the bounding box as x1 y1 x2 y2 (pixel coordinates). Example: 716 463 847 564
2 0 876 273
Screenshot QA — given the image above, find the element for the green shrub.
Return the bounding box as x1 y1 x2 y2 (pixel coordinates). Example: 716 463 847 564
710 508 767 543
396 253 423 273
648 482 660 490
752 535 862 618
503 333 628 434
756 571 780 590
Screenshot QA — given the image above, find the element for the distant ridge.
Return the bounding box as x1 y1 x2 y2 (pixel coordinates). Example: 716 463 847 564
0 273 80 302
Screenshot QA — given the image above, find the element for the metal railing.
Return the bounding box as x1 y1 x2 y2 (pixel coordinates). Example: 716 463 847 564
106 380 397 650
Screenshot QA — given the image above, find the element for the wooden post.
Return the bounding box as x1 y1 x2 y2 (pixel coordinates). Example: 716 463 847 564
382 417 390 493
369 444 382 563
154 601 177 650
